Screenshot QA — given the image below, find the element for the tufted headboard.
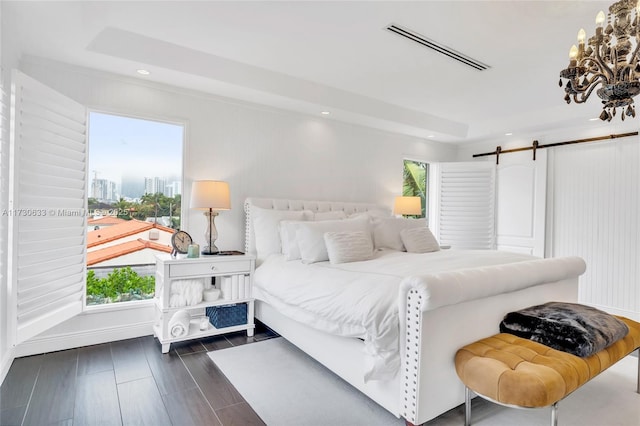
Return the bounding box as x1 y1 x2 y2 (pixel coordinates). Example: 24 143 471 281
244 197 390 256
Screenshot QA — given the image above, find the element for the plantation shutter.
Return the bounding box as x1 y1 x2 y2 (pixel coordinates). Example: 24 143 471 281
1 70 7 344
430 161 496 249
8 70 87 344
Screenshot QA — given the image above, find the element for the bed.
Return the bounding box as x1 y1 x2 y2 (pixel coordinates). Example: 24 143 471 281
244 197 586 425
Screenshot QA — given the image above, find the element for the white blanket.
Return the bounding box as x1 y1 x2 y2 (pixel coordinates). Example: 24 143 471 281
253 249 541 381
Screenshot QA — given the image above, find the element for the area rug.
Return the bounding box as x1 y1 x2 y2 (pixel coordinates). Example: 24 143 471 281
208 337 404 426
209 338 640 426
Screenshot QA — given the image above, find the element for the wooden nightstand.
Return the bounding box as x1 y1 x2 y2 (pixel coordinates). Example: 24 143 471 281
153 253 256 353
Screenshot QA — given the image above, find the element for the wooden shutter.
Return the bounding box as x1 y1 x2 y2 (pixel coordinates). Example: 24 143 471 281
8 70 87 344
430 161 496 249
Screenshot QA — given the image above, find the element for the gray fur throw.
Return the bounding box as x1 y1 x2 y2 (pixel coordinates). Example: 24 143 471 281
500 302 629 357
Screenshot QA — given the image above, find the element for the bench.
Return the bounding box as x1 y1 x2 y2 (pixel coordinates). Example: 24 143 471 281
455 316 640 425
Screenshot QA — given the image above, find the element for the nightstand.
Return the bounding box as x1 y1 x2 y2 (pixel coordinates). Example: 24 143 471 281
153 253 256 353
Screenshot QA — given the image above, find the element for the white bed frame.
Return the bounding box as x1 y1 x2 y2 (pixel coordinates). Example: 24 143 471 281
244 198 585 425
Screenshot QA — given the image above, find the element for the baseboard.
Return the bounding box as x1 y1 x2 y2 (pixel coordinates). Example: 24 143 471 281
0 347 15 386
13 321 154 358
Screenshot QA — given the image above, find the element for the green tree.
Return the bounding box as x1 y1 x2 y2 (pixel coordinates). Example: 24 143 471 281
403 160 428 218
86 267 155 305
113 197 133 220
88 197 99 208
134 192 181 227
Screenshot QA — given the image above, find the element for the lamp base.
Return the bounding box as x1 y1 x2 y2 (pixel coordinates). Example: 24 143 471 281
202 209 220 256
201 245 220 256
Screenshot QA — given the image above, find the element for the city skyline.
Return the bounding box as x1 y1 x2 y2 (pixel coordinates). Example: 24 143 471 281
91 175 182 202
88 112 183 188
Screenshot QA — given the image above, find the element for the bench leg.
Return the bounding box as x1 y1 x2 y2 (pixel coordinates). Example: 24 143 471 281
465 386 471 426
550 402 558 426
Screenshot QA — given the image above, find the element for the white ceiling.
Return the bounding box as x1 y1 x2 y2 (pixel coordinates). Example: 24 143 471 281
4 0 638 144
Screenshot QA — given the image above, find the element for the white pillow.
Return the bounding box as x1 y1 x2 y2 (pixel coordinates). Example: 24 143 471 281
400 227 440 253
279 220 307 261
296 216 370 264
252 206 310 260
348 209 391 224
324 231 374 264
280 213 347 260
373 217 427 251
314 210 346 221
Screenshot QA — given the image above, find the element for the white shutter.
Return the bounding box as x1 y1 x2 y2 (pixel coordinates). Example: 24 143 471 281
0 69 8 350
430 161 495 249
8 70 87 344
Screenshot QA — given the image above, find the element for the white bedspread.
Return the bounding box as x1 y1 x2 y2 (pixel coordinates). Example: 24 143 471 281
253 249 541 381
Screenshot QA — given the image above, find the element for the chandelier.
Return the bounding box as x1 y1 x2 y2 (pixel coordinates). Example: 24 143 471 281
559 0 640 121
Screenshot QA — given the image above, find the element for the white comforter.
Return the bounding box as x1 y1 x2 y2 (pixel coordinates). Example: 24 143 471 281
253 249 538 381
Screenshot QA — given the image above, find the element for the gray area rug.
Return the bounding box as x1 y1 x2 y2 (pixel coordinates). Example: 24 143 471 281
208 337 404 426
209 338 640 426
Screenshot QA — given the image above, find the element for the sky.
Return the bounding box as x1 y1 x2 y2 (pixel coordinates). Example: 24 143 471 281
88 112 183 186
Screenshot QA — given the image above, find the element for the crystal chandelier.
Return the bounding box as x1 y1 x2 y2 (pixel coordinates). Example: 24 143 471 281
559 0 640 121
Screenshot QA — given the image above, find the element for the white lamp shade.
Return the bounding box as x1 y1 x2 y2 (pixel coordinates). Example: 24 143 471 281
190 180 231 210
393 196 421 215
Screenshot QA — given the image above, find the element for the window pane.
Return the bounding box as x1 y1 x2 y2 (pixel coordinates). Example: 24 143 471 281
86 112 183 306
402 159 428 218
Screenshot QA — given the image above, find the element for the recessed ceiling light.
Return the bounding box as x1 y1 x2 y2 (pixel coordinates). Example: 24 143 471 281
320 111 331 115
427 135 435 138
589 118 599 121
137 69 151 75
505 132 513 136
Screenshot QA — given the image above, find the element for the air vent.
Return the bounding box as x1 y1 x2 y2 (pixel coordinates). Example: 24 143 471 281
386 24 490 71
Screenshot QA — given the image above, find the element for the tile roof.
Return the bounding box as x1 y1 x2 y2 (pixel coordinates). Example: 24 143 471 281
87 219 175 248
86 238 172 266
88 216 128 226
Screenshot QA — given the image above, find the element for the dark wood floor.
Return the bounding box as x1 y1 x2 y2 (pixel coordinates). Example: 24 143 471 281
0 322 278 426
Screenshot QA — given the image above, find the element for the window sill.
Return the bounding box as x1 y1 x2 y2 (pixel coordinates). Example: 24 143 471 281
83 298 155 314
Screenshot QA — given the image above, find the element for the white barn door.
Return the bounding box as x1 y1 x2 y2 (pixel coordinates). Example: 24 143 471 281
8 70 87 345
495 150 547 257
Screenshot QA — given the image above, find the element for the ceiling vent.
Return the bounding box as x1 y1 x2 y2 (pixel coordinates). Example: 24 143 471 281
386 24 490 71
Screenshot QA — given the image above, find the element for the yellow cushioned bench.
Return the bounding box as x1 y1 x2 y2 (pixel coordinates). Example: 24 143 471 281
455 316 640 426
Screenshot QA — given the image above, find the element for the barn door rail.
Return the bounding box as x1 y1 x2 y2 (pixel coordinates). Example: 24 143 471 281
473 131 638 164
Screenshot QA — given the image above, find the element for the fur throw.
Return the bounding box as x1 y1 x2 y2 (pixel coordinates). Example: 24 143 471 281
500 302 629 357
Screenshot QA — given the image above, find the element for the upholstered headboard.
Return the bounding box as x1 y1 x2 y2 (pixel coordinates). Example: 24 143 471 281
244 197 390 255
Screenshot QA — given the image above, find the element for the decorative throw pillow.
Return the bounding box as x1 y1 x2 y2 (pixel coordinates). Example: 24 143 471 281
296 216 370 264
373 217 427 251
324 231 374 264
400 227 440 253
252 206 310 261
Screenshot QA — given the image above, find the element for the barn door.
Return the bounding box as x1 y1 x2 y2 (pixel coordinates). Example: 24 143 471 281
495 150 547 257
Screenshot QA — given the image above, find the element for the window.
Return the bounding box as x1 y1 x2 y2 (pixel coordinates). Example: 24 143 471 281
86 112 183 306
402 159 428 218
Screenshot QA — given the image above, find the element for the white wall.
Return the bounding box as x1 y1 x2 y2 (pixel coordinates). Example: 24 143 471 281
13 56 456 354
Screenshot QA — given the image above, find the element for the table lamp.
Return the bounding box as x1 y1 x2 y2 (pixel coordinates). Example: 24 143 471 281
393 196 421 217
190 180 231 255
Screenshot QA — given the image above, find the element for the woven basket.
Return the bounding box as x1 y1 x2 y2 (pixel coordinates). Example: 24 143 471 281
206 304 247 328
